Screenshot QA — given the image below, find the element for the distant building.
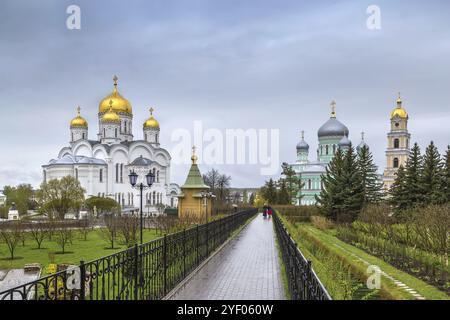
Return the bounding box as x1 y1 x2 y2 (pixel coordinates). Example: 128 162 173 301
290 101 367 205
0 191 6 206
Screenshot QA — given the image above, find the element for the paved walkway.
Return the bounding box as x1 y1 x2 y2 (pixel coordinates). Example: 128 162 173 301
171 215 285 300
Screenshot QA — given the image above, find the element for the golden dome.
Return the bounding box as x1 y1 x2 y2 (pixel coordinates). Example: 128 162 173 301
70 106 88 127
390 93 408 119
101 102 121 123
99 75 132 114
143 107 160 129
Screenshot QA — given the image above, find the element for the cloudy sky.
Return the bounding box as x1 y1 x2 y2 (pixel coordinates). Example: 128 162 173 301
0 0 449 188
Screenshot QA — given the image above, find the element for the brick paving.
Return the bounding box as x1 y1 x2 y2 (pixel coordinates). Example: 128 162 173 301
171 215 286 300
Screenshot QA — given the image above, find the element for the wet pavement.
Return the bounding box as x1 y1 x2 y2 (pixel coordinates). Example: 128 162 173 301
171 215 286 300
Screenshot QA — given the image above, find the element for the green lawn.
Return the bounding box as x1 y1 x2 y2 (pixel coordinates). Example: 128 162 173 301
301 224 449 300
0 229 161 271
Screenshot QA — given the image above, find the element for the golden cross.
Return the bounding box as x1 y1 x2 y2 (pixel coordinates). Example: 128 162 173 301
77 106 81 115
301 130 304 140
330 100 336 117
149 107 154 115
192 145 196 156
113 75 118 86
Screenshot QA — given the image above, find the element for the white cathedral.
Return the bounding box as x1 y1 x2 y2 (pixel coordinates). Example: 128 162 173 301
42 76 180 215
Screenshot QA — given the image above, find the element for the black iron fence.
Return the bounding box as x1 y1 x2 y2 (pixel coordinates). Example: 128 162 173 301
0 209 256 300
273 212 331 300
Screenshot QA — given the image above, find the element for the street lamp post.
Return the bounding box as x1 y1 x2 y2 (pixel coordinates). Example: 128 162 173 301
128 169 155 244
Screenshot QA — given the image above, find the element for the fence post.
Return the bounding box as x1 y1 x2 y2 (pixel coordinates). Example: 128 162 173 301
206 221 209 257
196 224 199 265
163 234 167 295
79 260 85 300
183 228 186 278
134 244 139 300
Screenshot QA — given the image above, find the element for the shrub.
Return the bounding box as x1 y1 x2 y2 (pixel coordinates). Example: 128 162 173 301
311 215 334 230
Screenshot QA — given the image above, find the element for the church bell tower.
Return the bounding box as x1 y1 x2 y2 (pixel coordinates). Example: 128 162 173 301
383 93 411 192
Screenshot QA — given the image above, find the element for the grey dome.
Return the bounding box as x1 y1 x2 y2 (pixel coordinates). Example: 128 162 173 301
338 136 351 147
318 118 349 138
357 140 369 152
130 155 154 166
296 140 309 151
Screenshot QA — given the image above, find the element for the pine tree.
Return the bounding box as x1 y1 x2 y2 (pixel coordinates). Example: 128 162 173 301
404 143 424 207
261 178 277 205
340 146 365 221
316 148 345 221
390 165 409 212
421 141 445 204
357 145 383 205
281 162 302 204
276 179 290 205
444 146 450 203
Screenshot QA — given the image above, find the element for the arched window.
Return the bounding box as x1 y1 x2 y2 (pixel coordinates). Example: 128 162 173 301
157 171 160 183
393 158 399 168
156 134 158 143
308 179 312 190
320 145 323 155
103 128 106 137
333 144 336 154
99 169 103 182
325 145 329 155
394 138 400 149
120 164 123 183
153 191 156 205
115 164 119 183
115 128 118 138
71 133 74 141
124 121 127 133
82 133 86 140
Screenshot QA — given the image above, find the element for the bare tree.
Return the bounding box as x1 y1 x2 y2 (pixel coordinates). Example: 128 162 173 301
117 216 140 247
54 222 73 254
100 215 119 249
29 221 48 249
0 222 23 259
78 218 92 241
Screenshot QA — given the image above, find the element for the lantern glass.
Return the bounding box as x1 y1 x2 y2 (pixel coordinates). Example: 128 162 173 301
129 170 138 186
146 170 155 187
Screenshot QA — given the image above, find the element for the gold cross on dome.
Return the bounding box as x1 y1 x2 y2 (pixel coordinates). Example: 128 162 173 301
149 107 154 115
113 75 118 86
330 100 336 118
192 145 196 155
77 106 81 115
301 130 304 140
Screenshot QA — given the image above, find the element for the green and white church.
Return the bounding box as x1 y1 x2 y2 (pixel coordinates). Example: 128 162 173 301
290 101 368 205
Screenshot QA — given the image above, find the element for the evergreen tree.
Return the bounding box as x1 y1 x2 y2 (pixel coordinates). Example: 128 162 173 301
340 146 365 221
444 146 450 203
421 141 445 204
390 165 409 212
404 143 424 207
260 178 277 205
357 145 383 205
281 162 302 204
276 179 291 205
316 148 345 220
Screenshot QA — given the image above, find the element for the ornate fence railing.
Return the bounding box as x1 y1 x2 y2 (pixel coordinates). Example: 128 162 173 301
273 212 332 300
0 209 257 300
